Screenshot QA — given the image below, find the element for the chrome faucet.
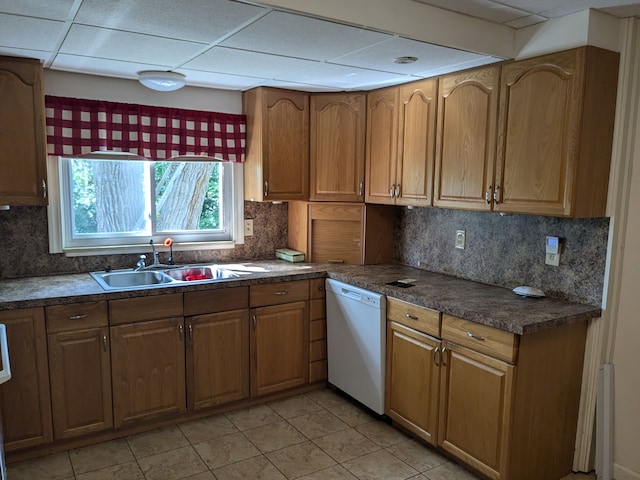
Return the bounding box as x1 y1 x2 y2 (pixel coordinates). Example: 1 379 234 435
134 255 147 271
149 239 160 266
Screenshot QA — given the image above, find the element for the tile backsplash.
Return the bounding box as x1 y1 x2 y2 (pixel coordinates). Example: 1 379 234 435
0 201 288 279
394 207 609 305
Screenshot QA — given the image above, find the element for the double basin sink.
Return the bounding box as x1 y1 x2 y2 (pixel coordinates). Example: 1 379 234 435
91 265 238 291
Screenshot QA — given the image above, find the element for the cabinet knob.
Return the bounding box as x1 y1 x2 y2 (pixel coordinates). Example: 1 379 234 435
434 346 440 366
42 179 47 199
395 184 400 198
485 186 492 204
102 334 108 352
358 181 363 197
493 185 501 204
264 181 269 197
390 184 396 198
252 315 257 329
441 346 447 366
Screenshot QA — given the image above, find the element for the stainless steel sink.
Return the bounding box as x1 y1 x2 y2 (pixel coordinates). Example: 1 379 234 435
90 265 238 291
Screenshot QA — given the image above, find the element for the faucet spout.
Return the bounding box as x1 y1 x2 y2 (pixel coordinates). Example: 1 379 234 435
150 239 159 266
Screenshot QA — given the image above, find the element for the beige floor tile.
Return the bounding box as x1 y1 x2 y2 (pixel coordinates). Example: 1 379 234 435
305 389 350 409
562 474 596 480
75 460 145 480
422 462 479 480
313 428 381 463
179 414 238 444
194 431 261 469
138 445 208 480
342 449 419 480
266 441 337 478
268 393 323 418
6 451 74 480
356 419 410 447
288 409 350 439
225 404 282 431
182 472 216 480
408 475 429 480
212 455 287 480
329 401 377 427
127 425 189 459
243 419 307 453
69 438 134 474
297 464 359 479
386 439 449 472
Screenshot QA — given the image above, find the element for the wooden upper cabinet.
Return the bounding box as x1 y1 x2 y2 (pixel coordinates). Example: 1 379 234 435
0 56 48 206
434 66 500 211
495 47 619 217
396 78 437 207
365 86 399 205
366 79 437 206
243 87 309 202
310 93 365 202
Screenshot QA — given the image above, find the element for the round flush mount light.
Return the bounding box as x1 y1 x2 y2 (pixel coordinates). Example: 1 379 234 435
394 56 418 64
138 71 186 91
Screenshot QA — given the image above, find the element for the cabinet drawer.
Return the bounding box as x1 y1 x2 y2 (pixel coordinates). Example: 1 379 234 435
310 278 325 299
46 301 108 333
250 280 309 307
109 293 183 325
310 298 325 321
310 339 326 362
184 287 249 316
310 319 326 342
387 297 440 337
442 314 518 363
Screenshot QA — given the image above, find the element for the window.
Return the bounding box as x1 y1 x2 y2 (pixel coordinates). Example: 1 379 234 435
49 154 244 255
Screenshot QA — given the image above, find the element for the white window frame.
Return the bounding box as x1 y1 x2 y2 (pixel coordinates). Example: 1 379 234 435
47 153 244 256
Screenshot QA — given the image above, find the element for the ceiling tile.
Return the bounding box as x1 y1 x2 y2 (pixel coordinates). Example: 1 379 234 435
221 10 391 61
414 0 530 24
413 55 502 77
496 0 571 15
182 47 318 78
260 79 344 92
51 54 167 79
278 62 414 90
505 14 548 28
331 36 498 76
176 68 265 90
0 0 76 21
74 0 268 44
0 47 51 62
0 14 65 51
59 24 205 66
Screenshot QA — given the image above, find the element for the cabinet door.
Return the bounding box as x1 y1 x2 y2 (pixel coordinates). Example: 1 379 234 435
310 93 365 202
309 203 364 264
434 66 499 211
0 56 47 206
397 79 437 207
438 342 514 480
386 321 440 446
48 327 113 439
365 87 399 205
111 318 186 427
264 89 309 201
250 301 309 397
186 310 249 410
0 308 52 451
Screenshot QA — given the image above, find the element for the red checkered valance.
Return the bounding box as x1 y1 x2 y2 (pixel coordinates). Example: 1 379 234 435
45 96 246 162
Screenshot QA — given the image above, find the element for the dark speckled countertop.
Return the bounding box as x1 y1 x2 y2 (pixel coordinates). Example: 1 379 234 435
0 261 601 335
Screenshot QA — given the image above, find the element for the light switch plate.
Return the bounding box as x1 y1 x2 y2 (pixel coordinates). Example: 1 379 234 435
455 230 465 249
244 219 254 236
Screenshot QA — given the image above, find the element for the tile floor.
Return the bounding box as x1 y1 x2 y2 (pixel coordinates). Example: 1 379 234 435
7 389 597 480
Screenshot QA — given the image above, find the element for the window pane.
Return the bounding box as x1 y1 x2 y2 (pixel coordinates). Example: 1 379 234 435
155 162 222 232
70 159 150 236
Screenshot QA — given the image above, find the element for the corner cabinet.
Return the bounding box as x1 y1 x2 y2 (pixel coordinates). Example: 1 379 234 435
365 79 437 206
250 280 309 397
494 46 619 217
0 307 52 452
0 56 48 206
310 93 366 202
433 66 500 211
243 87 309 202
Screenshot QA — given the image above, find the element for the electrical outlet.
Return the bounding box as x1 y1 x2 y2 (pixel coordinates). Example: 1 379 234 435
455 230 466 249
244 219 254 236
545 252 560 266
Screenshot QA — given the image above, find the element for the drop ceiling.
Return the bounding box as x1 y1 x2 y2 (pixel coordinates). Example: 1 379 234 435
0 0 638 92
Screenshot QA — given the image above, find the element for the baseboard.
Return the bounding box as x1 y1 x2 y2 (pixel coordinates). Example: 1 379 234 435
614 464 640 480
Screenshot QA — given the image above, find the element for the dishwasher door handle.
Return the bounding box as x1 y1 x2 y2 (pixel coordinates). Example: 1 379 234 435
340 288 362 301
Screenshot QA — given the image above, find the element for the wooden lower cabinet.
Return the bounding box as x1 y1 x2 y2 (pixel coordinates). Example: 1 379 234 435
309 278 327 383
0 308 52 451
110 317 186 427
386 321 441 445
438 342 514 480
48 326 113 439
185 309 249 410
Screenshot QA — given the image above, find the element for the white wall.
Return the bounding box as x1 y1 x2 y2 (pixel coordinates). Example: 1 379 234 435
43 70 242 114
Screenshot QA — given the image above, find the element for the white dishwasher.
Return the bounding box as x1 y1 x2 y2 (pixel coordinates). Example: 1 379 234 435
325 279 386 415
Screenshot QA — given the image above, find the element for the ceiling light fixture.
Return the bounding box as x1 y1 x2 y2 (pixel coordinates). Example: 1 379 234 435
394 56 418 64
138 71 186 91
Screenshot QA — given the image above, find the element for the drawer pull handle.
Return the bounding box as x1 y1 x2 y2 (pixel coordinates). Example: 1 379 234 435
179 324 184 341
405 313 418 320
467 332 485 341
253 315 257 329
275 291 289 296
67 314 87 320
188 323 193 341
434 346 440 366
102 334 108 352
390 184 396 198
359 181 364 197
